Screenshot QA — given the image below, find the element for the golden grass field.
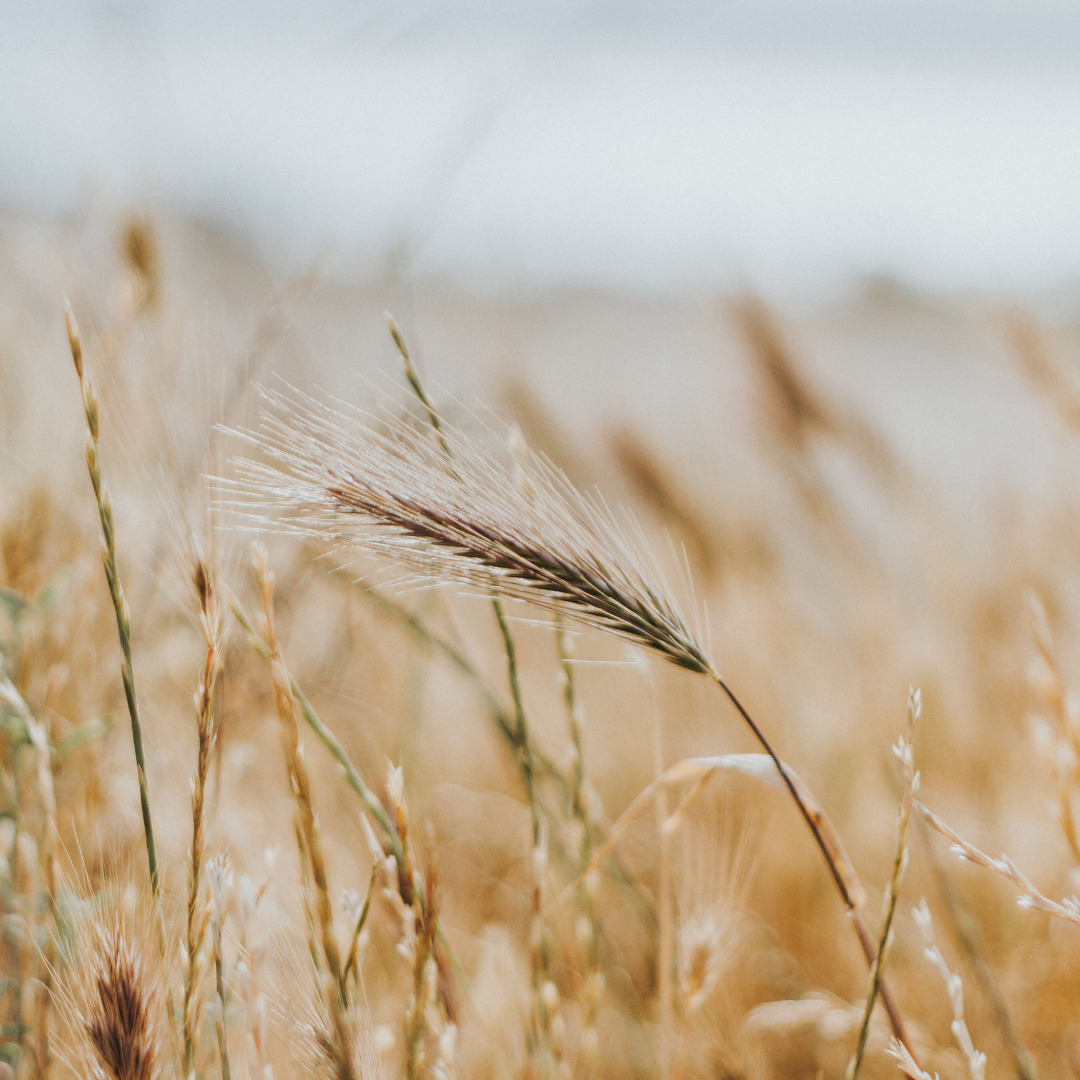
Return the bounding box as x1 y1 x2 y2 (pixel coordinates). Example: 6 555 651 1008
3 206 1080 1080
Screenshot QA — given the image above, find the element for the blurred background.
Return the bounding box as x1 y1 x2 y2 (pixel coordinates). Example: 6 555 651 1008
4 0 1080 298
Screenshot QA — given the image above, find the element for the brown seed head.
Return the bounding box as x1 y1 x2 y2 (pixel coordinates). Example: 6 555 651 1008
82 923 159 1080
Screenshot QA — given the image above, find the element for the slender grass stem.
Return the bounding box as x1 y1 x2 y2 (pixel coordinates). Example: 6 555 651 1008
185 562 222 1079
492 597 541 846
555 618 601 1079
66 306 180 1062
229 594 403 866
66 306 160 897
711 673 914 1057
255 554 355 1080
847 691 920 1080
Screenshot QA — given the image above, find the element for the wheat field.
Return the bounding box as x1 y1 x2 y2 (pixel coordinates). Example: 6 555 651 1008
2 206 1080 1080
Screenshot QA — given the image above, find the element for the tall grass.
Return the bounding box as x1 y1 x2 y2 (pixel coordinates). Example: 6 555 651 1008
3 209 1080 1080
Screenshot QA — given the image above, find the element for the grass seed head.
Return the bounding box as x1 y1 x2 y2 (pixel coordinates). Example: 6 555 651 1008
72 918 161 1080
226 388 714 676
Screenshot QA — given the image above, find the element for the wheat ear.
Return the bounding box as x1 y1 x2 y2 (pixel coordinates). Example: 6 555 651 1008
80 922 160 1080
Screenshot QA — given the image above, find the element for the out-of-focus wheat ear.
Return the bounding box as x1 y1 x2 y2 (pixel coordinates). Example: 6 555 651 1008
1003 307 1080 429
909 901 986 1080
81 922 160 1080
670 813 752 1080
120 214 160 313
253 549 356 1080
65 305 161 901
731 294 835 449
0 675 58 1080
185 559 224 1078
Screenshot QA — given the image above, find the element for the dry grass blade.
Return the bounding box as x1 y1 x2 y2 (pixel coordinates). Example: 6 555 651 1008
579 753 863 912
66 305 161 899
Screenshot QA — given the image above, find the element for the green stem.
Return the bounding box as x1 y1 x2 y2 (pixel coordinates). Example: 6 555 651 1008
492 597 540 846
67 309 161 896
230 597 403 867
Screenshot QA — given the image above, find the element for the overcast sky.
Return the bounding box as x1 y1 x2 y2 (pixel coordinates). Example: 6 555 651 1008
3 1 1079 296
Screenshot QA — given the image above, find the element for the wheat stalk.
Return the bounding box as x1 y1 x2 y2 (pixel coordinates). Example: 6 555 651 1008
65 306 160 897
253 548 356 1080
184 559 223 1077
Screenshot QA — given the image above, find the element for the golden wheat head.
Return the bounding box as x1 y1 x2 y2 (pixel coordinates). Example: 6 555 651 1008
223 386 714 676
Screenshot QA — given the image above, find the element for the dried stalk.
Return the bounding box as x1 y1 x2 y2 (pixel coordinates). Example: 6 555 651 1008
848 689 920 1080
66 305 160 897
185 560 223 1078
919 801 1080 928
254 550 355 1080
